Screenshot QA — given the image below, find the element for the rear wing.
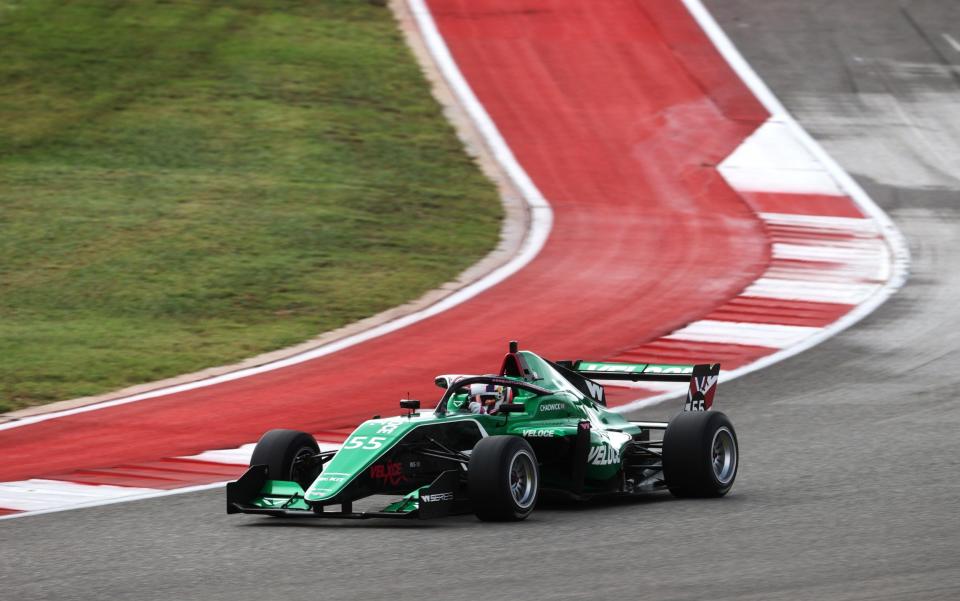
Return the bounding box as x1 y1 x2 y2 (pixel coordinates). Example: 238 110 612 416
554 360 720 411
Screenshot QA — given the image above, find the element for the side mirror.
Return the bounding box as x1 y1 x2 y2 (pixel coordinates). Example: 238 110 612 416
498 403 524 414
434 377 449 389
400 399 420 410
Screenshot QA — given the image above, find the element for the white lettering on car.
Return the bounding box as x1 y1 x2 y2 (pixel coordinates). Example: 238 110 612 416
377 423 400 435
523 429 556 438
588 444 621 466
343 436 387 450
684 374 718 411
645 365 692 374
421 492 454 503
584 380 604 400
539 403 564 413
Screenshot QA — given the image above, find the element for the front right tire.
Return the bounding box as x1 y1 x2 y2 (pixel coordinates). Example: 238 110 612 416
249 429 320 490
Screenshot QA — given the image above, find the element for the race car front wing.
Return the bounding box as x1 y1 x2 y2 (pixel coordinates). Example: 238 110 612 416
226 466 468 520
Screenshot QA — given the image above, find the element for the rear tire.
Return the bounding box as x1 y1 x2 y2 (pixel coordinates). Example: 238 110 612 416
250 429 320 490
468 436 539 521
662 411 738 498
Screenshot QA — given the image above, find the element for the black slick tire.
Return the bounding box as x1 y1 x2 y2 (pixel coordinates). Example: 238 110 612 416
249 429 320 490
662 411 738 498
468 435 540 521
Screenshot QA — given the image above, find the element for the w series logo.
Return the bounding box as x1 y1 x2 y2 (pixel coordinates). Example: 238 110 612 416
685 364 719 411
584 380 605 402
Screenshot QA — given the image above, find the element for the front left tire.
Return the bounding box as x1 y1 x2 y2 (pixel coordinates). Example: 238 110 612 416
468 435 540 521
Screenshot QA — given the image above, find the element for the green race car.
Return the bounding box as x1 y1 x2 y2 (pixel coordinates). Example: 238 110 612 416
226 341 738 521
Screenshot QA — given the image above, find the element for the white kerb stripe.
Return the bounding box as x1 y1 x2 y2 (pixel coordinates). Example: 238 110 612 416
0 479 160 512
720 120 822 172
717 118 845 196
773 242 889 265
743 278 882 304
719 163 845 196
180 443 258 465
663 320 822 348
180 441 342 465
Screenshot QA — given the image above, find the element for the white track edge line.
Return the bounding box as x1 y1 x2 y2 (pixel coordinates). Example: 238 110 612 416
611 0 911 414
0 481 227 521
0 443 347 520
0 0 553 433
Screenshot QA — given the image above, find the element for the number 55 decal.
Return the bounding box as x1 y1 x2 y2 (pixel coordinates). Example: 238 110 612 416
343 436 387 450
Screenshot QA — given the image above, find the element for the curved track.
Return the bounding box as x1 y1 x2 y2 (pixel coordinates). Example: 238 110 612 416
0 0 771 484
3 1 960 599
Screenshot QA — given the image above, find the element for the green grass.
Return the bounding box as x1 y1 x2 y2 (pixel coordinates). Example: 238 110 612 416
0 0 502 411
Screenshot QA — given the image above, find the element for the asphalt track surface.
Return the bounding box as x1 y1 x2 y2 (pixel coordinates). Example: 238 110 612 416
2 1 959 600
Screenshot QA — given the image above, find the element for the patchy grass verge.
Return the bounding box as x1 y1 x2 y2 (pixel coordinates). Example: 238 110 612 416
0 0 502 410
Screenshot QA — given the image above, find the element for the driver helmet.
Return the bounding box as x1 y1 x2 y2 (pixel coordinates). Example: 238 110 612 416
469 382 502 403
467 382 515 414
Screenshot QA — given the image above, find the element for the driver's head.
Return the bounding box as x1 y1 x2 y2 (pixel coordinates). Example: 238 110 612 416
469 383 501 406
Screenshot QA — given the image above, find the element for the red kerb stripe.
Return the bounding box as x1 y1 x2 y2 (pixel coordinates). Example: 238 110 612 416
612 339 778 370
741 191 865 217
705 296 853 327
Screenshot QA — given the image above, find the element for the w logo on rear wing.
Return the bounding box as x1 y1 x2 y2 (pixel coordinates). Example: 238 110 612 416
584 379 604 402
684 364 720 412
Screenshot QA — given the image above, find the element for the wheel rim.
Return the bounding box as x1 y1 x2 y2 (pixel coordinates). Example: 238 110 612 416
710 427 737 485
290 446 316 486
508 450 537 509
